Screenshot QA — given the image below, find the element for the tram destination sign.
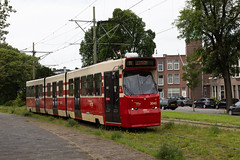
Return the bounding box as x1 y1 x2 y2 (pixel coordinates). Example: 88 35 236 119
126 58 156 68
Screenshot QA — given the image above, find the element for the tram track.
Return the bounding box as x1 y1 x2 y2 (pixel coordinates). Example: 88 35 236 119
161 118 240 131
161 118 240 150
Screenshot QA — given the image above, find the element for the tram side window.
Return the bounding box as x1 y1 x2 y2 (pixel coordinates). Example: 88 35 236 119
87 75 93 96
69 79 73 96
31 86 35 97
35 85 39 98
94 73 102 96
26 87 30 97
81 76 87 96
47 83 51 97
58 81 63 97
39 85 43 97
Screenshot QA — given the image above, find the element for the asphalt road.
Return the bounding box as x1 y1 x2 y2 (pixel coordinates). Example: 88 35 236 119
166 106 227 115
0 112 92 160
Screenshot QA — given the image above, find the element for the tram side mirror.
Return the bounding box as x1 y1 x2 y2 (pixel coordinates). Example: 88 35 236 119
158 88 162 92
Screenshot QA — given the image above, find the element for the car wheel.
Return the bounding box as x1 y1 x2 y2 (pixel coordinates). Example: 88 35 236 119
229 110 233 115
203 105 206 108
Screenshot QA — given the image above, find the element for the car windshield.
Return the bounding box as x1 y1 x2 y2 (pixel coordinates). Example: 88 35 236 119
123 71 157 95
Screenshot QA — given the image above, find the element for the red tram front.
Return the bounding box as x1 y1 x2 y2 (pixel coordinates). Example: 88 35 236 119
26 56 161 128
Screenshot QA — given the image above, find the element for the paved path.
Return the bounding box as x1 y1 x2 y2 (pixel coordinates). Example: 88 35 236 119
0 112 92 160
0 112 155 160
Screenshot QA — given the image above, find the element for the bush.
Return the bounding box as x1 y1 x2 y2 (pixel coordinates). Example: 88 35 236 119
23 111 32 117
13 91 26 107
156 143 185 160
4 100 14 106
66 119 78 127
111 131 122 140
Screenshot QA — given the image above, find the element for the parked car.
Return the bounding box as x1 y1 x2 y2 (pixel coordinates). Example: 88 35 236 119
216 98 239 109
229 101 240 115
193 98 216 108
160 98 178 110
175 97 192 107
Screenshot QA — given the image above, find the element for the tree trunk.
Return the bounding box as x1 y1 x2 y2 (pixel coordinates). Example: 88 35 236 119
223 69 232 113
191 89 195 112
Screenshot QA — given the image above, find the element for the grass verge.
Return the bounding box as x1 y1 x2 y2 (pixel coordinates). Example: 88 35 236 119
1 106 240 160
162 111 240 126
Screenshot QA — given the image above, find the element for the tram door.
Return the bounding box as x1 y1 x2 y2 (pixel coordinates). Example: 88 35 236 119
52 82 58 115
35 85 40 112
104 71 121 123
74 77 81 118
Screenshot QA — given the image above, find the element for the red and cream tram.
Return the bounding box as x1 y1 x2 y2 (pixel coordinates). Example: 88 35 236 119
26 56 161 128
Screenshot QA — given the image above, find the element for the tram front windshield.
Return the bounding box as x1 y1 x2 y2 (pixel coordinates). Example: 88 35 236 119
123 71 157 95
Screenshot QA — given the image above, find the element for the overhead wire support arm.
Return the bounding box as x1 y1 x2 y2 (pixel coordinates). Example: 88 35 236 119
69 19 93 23
73 21 93 40
23 42 53 80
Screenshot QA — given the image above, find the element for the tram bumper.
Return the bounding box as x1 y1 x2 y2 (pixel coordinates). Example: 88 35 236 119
125 95 161 127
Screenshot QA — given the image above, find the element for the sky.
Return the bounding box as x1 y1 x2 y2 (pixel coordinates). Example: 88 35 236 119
6 0 187 70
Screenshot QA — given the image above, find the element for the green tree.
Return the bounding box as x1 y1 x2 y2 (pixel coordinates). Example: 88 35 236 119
35 65 55 79
80 8 156 67
174 0 240 111
0 0 16 42
0 44 32 104
182 52 202 111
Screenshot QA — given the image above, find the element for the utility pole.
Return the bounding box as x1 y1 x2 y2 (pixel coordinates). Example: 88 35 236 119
24 42 52 79
70 7 98 64
93 6 97 64
70 7 132 64
32 42 36 80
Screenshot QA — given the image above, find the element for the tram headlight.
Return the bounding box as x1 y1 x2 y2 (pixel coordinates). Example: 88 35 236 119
131 108 134 111
155 107 158 109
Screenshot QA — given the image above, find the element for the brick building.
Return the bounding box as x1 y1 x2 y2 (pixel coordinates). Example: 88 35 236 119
156 54 188 98
156 40 211 100
210 66 240 100
186 40 240 101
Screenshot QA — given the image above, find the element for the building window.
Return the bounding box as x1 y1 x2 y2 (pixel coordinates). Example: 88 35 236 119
221 86 224 99
238 85 240 99
159 89 164 98
174 60 179 70
158 61 164 71
233 85 236 98
212 86 215 98
216 86 218 100
168 88 180 97
167 60 173 70
168 74 173 84
174 74 180 84
158 75 164 86
182 87 186 97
